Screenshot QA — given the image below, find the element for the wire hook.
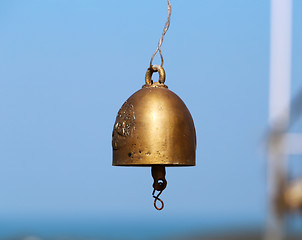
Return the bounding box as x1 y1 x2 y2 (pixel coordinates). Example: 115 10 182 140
152 189 164 210
151 166 167 211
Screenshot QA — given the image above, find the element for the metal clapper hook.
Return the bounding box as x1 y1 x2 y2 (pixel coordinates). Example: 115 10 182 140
151 166 167 211
152 189 164 210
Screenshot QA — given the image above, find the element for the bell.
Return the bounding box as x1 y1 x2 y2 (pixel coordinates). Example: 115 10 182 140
112 65 196 210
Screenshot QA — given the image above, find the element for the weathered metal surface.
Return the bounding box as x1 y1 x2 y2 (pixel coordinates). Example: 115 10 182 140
112 66 196 166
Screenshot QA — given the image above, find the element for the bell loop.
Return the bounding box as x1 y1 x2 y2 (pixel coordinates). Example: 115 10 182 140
145 65 166 87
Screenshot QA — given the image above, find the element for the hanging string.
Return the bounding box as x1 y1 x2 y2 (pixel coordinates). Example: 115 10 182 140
150 0 172 68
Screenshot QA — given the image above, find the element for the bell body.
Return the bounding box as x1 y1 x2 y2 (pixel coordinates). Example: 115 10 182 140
112 77 196 166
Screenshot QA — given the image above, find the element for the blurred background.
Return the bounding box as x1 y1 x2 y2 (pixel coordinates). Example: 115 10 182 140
0 0 302 239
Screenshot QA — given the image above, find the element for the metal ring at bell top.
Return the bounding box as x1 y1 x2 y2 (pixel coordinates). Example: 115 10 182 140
145 65 166 85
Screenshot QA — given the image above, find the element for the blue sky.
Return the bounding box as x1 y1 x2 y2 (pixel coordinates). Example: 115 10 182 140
0 0 301 238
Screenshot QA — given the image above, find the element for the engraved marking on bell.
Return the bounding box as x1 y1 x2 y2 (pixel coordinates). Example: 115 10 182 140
112 102 136 150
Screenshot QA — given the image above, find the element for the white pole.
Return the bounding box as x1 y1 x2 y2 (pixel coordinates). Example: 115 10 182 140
269 0 292 128
266 0 292 239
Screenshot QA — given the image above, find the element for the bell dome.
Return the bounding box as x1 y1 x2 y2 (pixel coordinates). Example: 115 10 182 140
112 78 196 166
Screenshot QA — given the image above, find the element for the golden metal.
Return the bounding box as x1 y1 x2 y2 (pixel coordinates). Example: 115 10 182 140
112 65 196 166
112 65 196 210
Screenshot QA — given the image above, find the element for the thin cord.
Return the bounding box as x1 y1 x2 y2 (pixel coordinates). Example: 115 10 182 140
150 0 172 67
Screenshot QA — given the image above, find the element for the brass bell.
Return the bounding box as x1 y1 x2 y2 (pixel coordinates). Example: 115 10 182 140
112 65 196 210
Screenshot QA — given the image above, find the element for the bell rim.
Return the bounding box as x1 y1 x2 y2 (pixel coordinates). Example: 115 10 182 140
112 163 196 167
